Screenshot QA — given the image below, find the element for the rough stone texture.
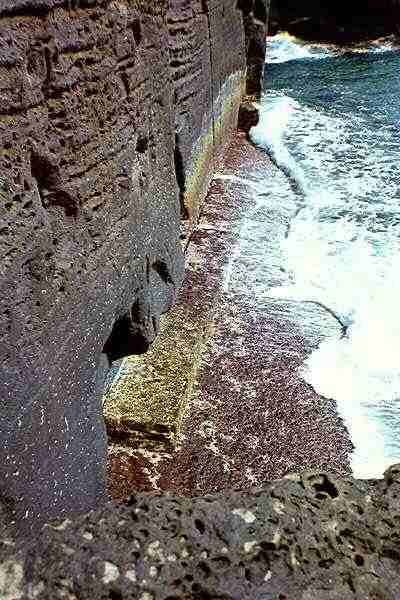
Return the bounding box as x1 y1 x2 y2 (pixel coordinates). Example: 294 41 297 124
2 466 400 598
270 0 400 42
0 0 184 530
103 1 269 478
239 0 270 95
168 0 270 232
0 0 268 529
169 0 246 233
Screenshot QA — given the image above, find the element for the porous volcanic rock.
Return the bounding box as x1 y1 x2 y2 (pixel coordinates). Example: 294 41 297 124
0 0 268 529
1 466 400 598
0 0 183 530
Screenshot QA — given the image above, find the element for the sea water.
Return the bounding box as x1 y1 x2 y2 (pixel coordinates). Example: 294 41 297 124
251 33 400 478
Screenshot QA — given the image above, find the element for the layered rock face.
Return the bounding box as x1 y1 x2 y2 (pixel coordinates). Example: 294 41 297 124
0 0 268 528
168 0 244 230
270 0 400 42
169 0 270 229
0 0 182 528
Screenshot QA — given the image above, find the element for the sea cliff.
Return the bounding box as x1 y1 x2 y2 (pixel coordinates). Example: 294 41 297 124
1 1 400 598
0 0 268 526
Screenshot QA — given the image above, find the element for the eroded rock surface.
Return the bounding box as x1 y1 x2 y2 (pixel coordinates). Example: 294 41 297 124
0 0 268 528
2 466 400 598
0 0 183 529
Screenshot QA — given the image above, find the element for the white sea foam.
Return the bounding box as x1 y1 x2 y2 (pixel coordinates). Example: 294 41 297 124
250 94 310 196
266 33 333 64
256 35 400 477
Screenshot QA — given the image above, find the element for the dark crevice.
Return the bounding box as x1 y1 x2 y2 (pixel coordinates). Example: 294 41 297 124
131 19 143 46
43 45 53 88
254 0 268 23
309 474 340 499
30 150 59 190
136 135 148 154
174 133 189 220
153 259 174 286
236 0 251 16
102 312 149 364
0 3 50 17
30 150 79 219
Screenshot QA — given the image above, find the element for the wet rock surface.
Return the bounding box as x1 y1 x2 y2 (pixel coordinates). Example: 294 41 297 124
108 134 352 501
2 467 400 598
239 0 270 95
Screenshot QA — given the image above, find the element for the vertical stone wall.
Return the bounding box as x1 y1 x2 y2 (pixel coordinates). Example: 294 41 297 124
239 0 270 95
0 0 182 529
168 0 247 233
0 0 269 528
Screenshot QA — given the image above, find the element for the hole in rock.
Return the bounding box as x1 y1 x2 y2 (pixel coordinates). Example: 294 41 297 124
153 260 174 285
136 135 148 154
354 554 365 567
198 562 211 578
102 312 150 364
194 518 206 535
310 474 339 499
131 19 142 46
174 133 189 220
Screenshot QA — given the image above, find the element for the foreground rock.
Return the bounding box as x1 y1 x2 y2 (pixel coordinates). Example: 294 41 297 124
1 466 400 598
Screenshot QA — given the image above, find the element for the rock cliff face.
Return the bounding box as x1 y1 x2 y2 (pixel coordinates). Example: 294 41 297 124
270 0 400 42
0 0 269 527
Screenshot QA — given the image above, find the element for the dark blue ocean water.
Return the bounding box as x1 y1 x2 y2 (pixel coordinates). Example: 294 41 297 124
251 34 400 477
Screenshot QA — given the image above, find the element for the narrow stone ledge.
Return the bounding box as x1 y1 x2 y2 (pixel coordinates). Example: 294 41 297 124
103 300 213 449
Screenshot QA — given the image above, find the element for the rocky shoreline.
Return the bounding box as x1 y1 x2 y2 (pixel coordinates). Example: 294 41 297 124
106 131 353 501
1 0 400 596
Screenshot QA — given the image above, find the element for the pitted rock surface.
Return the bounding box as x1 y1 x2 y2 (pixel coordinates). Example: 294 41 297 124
0 0 267 528
1 467 400 598
0 0 184 529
